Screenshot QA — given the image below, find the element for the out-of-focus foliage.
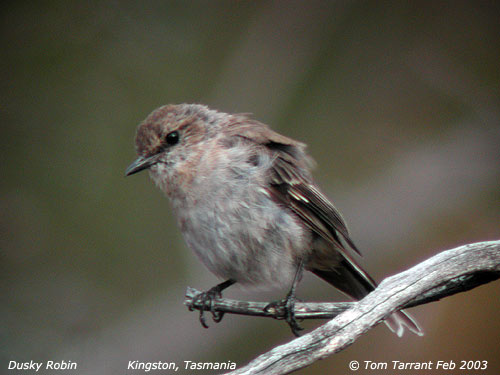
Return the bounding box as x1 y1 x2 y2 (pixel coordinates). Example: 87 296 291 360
1 1 499 374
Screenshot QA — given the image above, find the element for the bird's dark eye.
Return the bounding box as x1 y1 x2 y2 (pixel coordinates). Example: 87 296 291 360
165 131 179 146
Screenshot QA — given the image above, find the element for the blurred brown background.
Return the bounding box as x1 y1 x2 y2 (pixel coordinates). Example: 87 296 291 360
1 1 499 374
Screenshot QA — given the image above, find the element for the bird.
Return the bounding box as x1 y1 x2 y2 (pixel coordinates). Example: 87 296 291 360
126 103 423 337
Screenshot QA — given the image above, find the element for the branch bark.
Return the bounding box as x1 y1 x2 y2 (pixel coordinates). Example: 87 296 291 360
185 240 500 375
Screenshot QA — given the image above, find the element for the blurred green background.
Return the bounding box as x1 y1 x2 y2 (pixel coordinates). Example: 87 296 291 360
2 1 499 374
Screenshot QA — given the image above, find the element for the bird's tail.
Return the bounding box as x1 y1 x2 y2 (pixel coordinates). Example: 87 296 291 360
312 258 424 337
384 310 423 337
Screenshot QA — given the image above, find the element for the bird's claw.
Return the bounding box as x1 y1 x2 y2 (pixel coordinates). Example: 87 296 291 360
264 294 304 337
191 287 225 328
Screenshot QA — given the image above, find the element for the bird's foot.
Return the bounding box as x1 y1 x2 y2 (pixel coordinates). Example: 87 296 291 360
264 293 304 337
190 286 225 328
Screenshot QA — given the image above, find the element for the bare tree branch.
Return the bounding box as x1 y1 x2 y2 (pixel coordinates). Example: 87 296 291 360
216 240 500 374
185 240 500 375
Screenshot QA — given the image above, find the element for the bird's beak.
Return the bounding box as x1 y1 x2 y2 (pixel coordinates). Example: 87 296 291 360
125 155 157 176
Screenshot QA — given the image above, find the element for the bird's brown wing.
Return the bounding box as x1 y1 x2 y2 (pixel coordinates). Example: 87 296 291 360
268 149 361 256
233 117 361 257
264 140 378 298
